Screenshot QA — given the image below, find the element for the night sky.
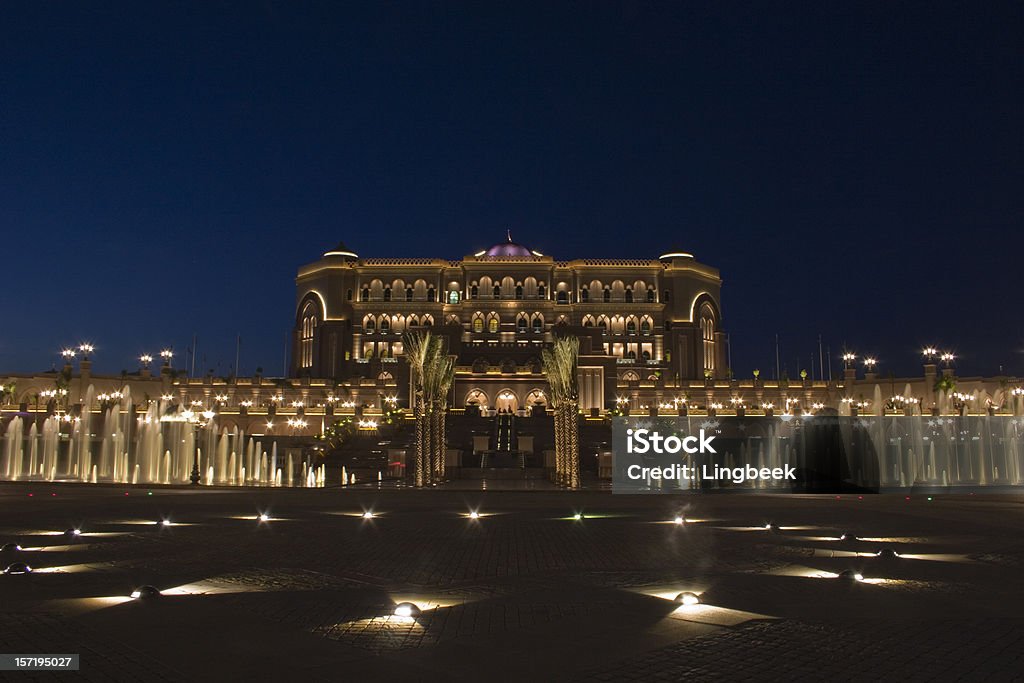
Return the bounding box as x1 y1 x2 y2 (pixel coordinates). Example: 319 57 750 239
2 2 1021 379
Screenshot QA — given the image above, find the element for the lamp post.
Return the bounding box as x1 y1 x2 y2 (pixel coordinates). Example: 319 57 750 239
841 351 856 369
162 405 215 485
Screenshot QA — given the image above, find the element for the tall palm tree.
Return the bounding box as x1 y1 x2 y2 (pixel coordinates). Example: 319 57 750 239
424 350 455 483
404 331 441 487
543 336 580 488
405 331 456 487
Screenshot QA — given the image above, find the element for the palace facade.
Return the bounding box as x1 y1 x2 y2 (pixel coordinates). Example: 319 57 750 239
292 235 726 414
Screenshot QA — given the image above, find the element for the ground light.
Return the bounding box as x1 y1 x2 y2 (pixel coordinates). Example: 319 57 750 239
839 532 858 542
158 519 172 527
674 592 700 606
764 522 781 533
1 543 22 553
258 513 270 522
573 513 583 521
876 547 900 560
4 562 32 575
674 516 685 525
362 511 375 520
393 602 421 618
130 585 161 600
837 569 864 582
64 528 82 537
469 511 480 520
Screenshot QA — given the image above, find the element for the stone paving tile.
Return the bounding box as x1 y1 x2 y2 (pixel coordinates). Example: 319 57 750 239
0 613 183 682
574 619 1024 682
2 485 1024 680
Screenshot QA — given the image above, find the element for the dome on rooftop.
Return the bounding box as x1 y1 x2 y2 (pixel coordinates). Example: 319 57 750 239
482 231 536 257
323 241 358 259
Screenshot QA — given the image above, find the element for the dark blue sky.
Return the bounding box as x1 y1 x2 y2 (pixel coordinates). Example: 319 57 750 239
2 2 1021 378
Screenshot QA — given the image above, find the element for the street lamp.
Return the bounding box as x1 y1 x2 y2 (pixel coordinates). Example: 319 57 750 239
863 357 877 371
139 354 153 368
162 406 215 485
922 347 938 361
78 343 94 359
60 349 76 362
160 349 174 365
841 351 856 369
940 352 955 368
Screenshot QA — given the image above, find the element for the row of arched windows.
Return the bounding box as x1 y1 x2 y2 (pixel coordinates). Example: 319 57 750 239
359 280 438 302
362 313 434 334
467 276 547 300
580 314 655 335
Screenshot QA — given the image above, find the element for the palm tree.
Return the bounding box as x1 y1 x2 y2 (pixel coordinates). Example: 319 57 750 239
405 331 441 487
543 336 580 488
405 331 456 487
424 350 455 483
430 352 454 481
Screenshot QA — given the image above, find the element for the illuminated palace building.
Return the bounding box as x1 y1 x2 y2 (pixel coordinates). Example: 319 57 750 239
293 235 725 414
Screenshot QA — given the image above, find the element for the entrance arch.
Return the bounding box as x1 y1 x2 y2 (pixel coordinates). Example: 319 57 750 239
494 389 519 413
465 389 489 410
524 389 547 407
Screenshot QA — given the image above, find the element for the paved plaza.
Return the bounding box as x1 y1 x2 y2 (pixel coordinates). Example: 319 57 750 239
1 483 1023 681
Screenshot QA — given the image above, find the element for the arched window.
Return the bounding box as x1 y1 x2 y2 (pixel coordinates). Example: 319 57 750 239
405 287 413 302
422 314 434 327
364 315 376 333
517 317 528 333
642 349 651 361
493 285 501 298
361 287 369 302
598 316 608 332
448 290 459 304
646 288 655 303
428 287 436 302
538 283 546 298
700 304 716 375
532 316 543 333
383 287 392 302
626 349 637 360
515 284 523 299
556 291 567 304
640 319 651 335
626 319 637 335
625 288 633 303
603 288 611 303
300 302 317 369
580 288 589 302
663 290 671 303
488 314 499 333
582 315 595 328
380 317 391 334
473 315 484 333
346 289 353 301
470 285 478 300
